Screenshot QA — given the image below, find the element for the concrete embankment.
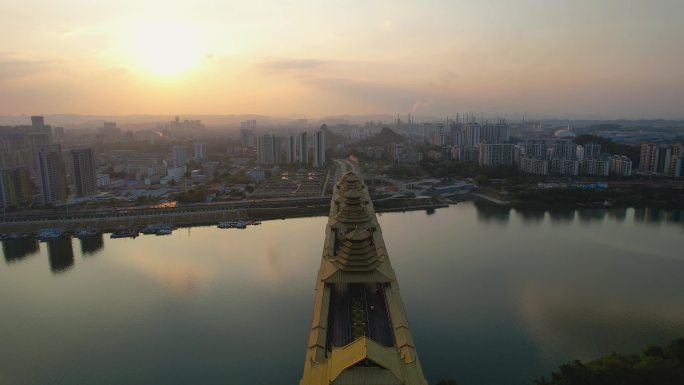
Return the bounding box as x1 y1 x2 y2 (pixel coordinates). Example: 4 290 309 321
0 198 448 233
373 197 449 212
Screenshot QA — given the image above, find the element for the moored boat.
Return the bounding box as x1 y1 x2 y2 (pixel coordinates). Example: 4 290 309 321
142 224 176 234
141 225 161 234
73 228 101 238
1 232 33 240
110 227 138 239
155 228 172 235
218 220 248 229
36 228 67 241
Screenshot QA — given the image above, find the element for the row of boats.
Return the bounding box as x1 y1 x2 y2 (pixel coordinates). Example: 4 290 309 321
0 224 178 242
217 220 261 229
108 224 177 238
2 220 261 241
0 228 103 242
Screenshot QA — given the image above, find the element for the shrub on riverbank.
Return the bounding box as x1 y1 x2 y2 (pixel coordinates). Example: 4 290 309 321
534 338 684 385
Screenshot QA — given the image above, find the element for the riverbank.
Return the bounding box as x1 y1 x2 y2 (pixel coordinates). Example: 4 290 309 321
470 185 684 209
0 197 446 233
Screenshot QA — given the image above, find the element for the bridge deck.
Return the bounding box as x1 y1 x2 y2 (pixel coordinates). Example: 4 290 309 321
326 282 395 353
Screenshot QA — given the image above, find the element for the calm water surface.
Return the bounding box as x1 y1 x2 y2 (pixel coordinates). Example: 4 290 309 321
1 201 683 385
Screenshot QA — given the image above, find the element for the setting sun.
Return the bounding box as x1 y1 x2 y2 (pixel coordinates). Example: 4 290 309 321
127 22 204 77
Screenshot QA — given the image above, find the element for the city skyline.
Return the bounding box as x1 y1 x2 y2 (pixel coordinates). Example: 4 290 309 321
1 1 683 119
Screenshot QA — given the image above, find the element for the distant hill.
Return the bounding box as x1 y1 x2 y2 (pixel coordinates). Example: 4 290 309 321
575 134 640 163
319 114 396 124
354 127 406 147
320 124 349 147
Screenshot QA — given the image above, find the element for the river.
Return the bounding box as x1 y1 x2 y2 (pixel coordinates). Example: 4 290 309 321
1 200 683 385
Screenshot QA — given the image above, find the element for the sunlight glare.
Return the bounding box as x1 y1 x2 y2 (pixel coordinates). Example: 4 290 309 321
129 22 204 77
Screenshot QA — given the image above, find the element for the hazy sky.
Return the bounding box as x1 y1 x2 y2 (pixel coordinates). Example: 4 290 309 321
1 0 682 118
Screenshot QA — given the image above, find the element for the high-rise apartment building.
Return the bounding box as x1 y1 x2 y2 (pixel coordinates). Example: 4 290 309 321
639 143 659 173
240 128 254 148
525 141 547 158
671 156 683 178
519 157 549 175
240 119 257 130
480 122 510 144
99 122 122 142
580 158 610 176
550 159 580 176
551 140 575 159
35 145 67 205
656 146 673 175
432 123 446 146
172 145 187 168
670 144 683 178
583 143 601 159
0 167 31 207
0 117 53 173
257 134 282 165
193 142 207 162
495 122 510 143
31 116 45 128
478 143 514 167
313 129 326 167
464 122 481 147
286 135 296 163
70 148 97 197
52 126 65 143
421 123 434 141
297 131 308 163
610 156 633 176
638 143 684 175
451 128 465 146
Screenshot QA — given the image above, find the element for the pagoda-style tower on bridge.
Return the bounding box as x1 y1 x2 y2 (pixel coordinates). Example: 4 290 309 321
300 172 428 385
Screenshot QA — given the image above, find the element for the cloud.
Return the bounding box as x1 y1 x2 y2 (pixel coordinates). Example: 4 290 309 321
256 59 329 71
0 53 56 80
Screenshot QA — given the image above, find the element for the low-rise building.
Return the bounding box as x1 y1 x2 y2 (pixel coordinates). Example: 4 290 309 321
96 174 111 188
167 166 186 182
247 168 265 181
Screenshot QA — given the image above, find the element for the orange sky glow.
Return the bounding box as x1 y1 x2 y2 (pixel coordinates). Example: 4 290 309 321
1 0 683 119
